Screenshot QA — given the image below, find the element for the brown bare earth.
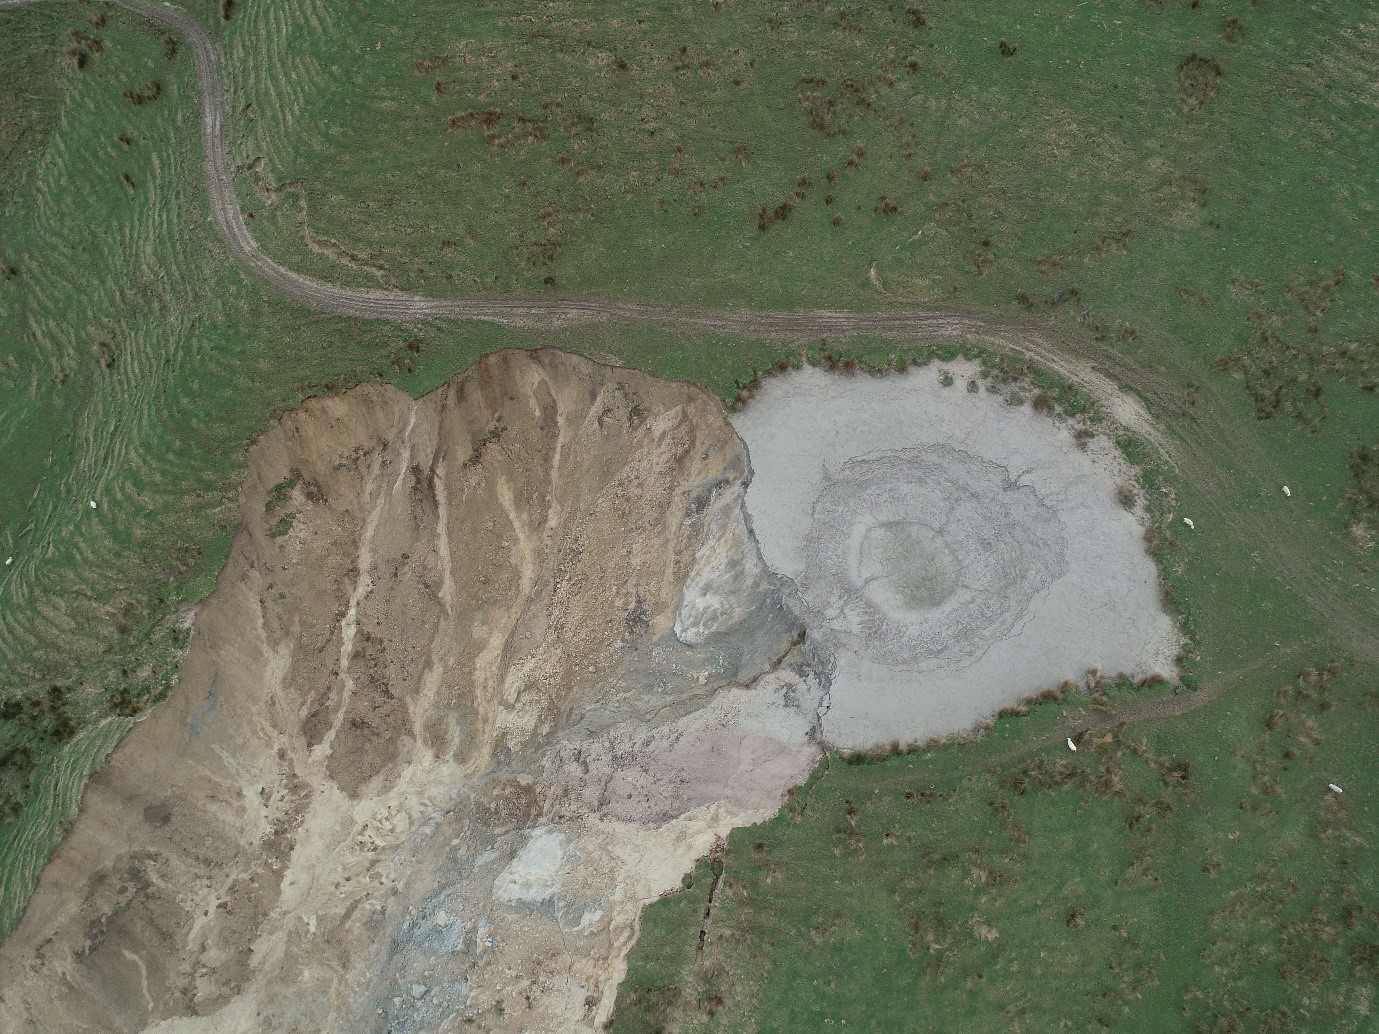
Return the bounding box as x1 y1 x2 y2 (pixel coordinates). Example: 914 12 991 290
0 350 824 1032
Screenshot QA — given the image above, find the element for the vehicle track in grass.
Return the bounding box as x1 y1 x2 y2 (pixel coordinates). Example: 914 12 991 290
816 640 1315 801
2 0 1374 672
0 0 1173 455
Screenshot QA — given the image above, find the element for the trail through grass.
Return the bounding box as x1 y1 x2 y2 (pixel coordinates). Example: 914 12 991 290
0 7 1375 1027
216 0 1379 391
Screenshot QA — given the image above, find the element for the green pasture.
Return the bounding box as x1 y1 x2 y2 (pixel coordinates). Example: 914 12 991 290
0 4 1376 1030
212 0 1378 397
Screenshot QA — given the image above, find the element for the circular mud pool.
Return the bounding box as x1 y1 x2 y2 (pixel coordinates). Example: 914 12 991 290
804 445 1066 670
856 519 961 612
731 362 1182 749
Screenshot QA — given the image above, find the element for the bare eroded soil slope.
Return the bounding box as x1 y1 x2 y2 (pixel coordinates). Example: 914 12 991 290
0 350 823 1032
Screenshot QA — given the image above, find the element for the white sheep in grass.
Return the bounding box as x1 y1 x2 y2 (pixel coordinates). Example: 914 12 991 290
1329 783 1344 794
1182 517 1195 530
1283 485 1291 497
1067 737 1078 752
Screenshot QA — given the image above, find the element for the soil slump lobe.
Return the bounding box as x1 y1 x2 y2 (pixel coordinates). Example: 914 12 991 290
0 350 823 1033
803 444 1068 671
857 519 962 612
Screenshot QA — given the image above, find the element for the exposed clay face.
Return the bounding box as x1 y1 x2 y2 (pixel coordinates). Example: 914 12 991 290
732 362 1182 749
0 350 824 1033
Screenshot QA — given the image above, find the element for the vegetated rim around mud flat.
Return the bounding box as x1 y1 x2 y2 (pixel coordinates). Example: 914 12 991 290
1 4 1376 1031
3 0 1374 879
1 0 1371 668
733 361 1182 749
0 0 1367 765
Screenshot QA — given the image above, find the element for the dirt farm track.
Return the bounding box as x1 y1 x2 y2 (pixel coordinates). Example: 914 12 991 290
1 0 1375 677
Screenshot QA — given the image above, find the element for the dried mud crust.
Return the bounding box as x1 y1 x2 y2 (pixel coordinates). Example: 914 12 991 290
733 362 1183 749
0 350 825 1033
803 446 1066 670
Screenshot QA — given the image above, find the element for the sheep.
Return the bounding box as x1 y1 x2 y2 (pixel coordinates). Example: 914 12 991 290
1182 517 1195 529
1328 783 1344 794
1282 485 1291 497
1066 737 1078 752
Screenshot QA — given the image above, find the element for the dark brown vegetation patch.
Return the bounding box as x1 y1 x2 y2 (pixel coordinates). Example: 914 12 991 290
795 74 875 138
1344 444 1379 550
123 80 163 107
1211 270 1378 430
1178 54 1225 111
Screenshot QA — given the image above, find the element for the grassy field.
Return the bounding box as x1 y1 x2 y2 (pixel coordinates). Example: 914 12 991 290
0 0 1376 1027
616 657 1379 1032
0 2 821 935
208 0 1379 377
211 0 1379 468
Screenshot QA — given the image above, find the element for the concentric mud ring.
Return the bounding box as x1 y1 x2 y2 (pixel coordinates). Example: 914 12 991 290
800 445 1067 670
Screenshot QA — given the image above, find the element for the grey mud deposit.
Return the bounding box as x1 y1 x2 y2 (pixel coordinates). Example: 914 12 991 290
733 363 1182 749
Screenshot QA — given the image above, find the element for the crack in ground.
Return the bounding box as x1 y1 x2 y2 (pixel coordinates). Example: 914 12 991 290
694 838 727 968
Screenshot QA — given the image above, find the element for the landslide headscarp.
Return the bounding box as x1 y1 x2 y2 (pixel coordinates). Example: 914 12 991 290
0 349 823 1032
